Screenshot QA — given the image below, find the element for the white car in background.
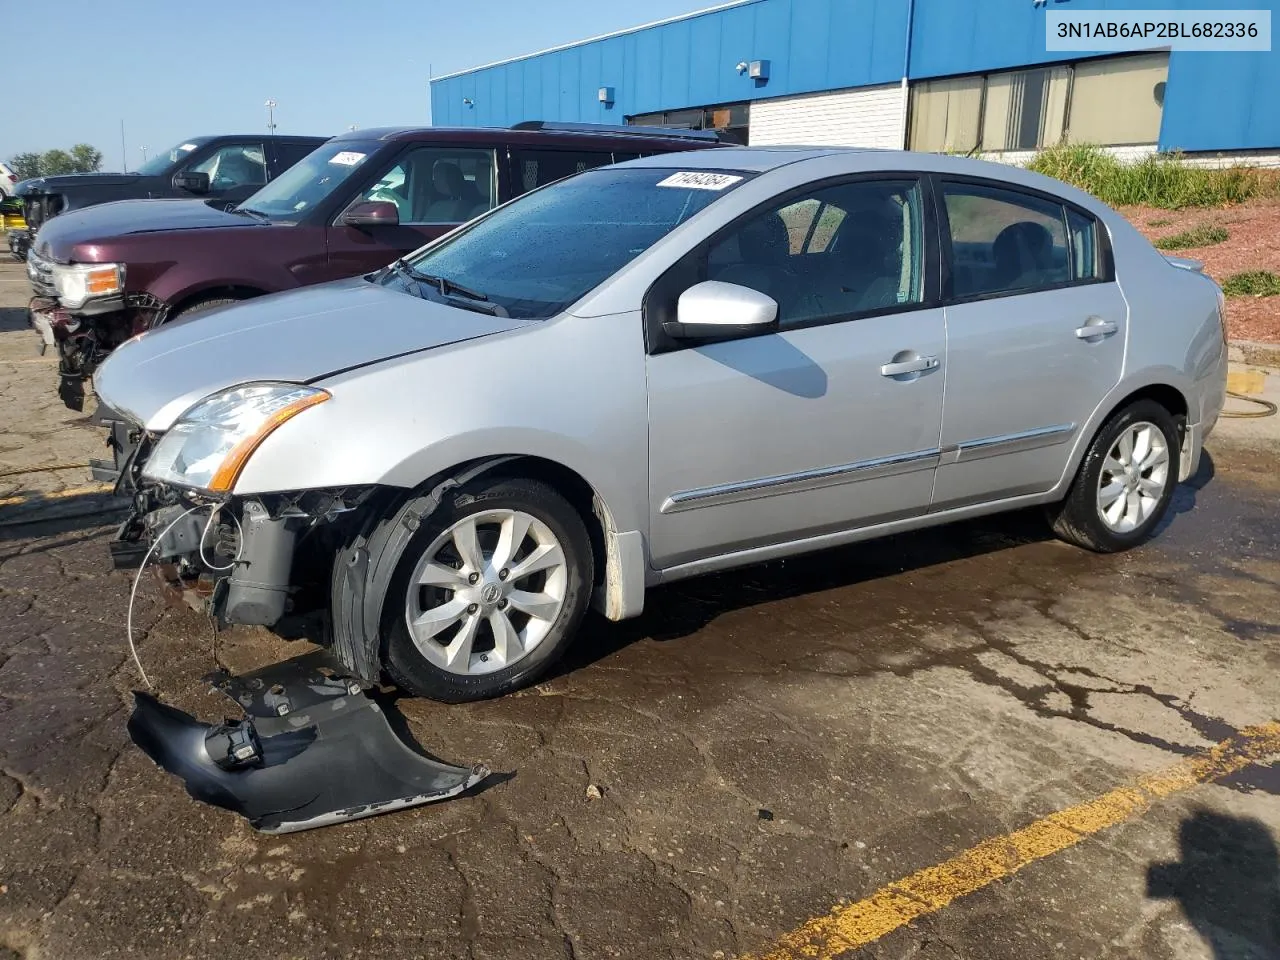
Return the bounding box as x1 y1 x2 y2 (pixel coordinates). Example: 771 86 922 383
0 161 19 197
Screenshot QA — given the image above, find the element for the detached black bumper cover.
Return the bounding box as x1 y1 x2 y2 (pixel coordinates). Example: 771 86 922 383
128 652 488 834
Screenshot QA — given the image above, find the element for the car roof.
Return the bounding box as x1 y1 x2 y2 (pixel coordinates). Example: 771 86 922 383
619 145 859 172
329 125 729 150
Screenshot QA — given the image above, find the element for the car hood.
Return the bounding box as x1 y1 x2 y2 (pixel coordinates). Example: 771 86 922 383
93 277 531 432
17 171 139 193
35 199 253 262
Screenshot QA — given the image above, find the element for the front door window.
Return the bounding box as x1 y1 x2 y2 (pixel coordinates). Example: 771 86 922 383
360 148 497 225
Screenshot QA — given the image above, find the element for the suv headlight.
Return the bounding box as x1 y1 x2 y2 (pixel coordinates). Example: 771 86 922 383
142 384 330 492
51 261 124 308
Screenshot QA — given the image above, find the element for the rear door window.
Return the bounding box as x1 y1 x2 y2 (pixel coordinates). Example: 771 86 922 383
510 149 615 196
940 182 1074 298
271 141 322 177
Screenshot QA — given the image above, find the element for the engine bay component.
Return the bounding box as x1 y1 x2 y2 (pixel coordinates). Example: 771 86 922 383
127 651 489 833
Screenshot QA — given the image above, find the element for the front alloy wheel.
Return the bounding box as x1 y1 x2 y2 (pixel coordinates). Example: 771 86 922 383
407 509 568 676
380 476 593 702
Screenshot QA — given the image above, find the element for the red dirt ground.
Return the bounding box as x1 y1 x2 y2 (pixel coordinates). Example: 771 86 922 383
1124 197 1280 343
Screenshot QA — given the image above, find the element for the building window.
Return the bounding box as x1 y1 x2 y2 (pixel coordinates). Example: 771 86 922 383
627 102 749 144
1065 52 1168 147
909 52 1169 154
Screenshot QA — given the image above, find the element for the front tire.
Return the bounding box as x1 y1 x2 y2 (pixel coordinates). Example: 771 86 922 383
1050 399 1181 553
380 476 593 703
167 296 241 324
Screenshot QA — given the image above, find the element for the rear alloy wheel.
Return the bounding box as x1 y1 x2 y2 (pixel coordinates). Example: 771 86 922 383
1050 399 1180 553
381 477 592 702
1095 421 1171 534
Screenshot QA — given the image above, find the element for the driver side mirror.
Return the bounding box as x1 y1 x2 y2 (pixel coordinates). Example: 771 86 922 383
341 200 399 229
664 280 779 340
173 171 210 194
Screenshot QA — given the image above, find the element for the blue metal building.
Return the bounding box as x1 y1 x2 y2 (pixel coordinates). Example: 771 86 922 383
430 0 1279 159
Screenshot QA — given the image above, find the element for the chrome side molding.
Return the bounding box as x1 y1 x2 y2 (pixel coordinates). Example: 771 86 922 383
661 448 941 514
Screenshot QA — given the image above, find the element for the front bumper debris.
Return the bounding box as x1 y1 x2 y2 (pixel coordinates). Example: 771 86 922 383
128 651 489 833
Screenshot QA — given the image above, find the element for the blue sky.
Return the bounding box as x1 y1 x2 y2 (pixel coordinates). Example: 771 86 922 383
5 0 710 168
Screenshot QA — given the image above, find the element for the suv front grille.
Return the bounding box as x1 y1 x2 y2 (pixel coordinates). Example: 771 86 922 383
26 248 56 297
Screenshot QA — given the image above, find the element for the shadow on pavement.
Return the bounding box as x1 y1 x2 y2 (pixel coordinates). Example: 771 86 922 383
558 501 1059 678
1147 807 1280 958
0 305 30 333
559 451 1220 681
0 489 126 542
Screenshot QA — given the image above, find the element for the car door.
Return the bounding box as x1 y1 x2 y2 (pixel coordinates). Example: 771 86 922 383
324 144 499 279
930 177 1127 510
183 141 268 206
646 175 947 570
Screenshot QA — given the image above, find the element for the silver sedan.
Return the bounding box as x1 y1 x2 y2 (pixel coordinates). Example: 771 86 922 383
94 146 1228 702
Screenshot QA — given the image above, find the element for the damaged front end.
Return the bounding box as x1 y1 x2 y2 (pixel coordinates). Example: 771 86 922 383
106 419 489 832
27 249 163 411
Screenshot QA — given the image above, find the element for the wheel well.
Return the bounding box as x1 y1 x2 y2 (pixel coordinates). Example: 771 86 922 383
1110 383 1189 424
485 456 609 593
168 285 267 318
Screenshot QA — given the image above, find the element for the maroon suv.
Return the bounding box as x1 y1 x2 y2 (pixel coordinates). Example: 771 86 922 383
28 122 728 409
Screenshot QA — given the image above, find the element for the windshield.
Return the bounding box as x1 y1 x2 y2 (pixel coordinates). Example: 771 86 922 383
236 140 378 220
389 166 750 320
135 140 203 176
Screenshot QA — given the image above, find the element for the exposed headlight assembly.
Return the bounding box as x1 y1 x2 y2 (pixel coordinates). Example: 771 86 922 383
142 384 330 493
51 261 124 308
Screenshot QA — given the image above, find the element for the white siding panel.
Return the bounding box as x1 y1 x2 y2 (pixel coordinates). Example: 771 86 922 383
749 85 904 149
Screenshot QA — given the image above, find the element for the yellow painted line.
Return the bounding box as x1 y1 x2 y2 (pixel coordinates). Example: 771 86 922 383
0 482 114 508
749 721 1280 960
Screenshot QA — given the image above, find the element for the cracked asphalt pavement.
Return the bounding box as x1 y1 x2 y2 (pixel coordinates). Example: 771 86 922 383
1 258 1278 959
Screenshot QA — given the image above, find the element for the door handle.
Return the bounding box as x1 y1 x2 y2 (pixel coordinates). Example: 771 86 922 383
1075 318 1118 339
880 355 939 377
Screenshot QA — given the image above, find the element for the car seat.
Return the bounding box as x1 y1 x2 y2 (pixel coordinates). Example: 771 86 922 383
712 212 795 304
993 221 1054 291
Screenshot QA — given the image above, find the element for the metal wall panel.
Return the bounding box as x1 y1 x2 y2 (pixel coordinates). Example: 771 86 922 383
431 0 1280 152
430 0 910 128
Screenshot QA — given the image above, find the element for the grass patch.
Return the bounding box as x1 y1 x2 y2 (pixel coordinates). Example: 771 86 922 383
1222 271 1280 298
1028 143 1280 209
1154 224 1229 250
1148 218 1173 227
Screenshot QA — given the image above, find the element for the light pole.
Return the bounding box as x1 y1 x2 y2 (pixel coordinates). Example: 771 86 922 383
139 145 148 163
265 98 278 134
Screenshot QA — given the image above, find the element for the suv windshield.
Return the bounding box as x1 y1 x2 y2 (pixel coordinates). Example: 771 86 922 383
135 140 204 177
391 166 750 319
237 141 379 221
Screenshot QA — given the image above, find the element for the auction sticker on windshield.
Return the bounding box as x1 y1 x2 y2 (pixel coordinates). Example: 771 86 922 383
329 151 367 166
657 171 743 190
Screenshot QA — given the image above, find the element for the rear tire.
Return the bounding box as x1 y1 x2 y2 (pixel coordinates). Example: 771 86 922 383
1049 399 1181 553
380 476 593 703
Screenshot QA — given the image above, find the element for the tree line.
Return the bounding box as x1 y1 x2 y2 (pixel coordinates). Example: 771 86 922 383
8 144 105 180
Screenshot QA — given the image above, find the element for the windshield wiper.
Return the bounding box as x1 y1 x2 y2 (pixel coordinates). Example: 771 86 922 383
388 259 488 301
386 260 504 316
235 206 269 221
